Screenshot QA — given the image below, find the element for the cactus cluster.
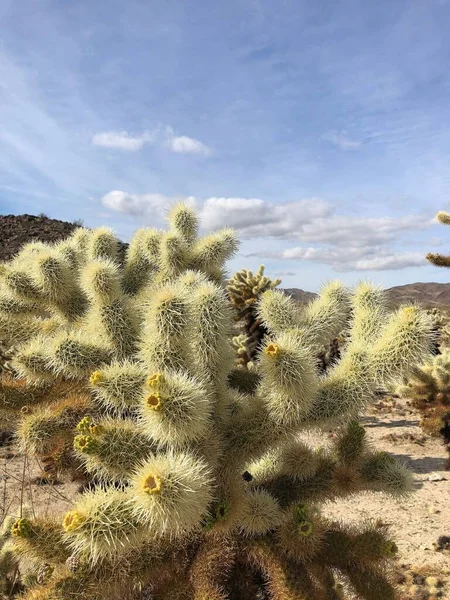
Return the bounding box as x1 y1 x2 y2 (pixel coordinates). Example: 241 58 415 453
0 205 237 478
400 209 450 469
0 205 435 600
228 267 347 376
397 350 450 469
228 265 281 371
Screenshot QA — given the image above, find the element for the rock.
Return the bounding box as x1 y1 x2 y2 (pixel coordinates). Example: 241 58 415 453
427 473 447 482
0 214 128 263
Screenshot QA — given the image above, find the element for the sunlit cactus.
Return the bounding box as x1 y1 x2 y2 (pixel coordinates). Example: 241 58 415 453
0 204 238 475
408 209 450 468
427 210 450 267
397 349 450 469
1 206 436 600
228 265 281 370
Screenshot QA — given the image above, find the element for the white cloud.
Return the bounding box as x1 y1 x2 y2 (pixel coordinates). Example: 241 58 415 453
101 190 196 218
92 131 153 151
164 127 211 155
199 196 332 236
297 214 429 246
92 126 211 155
321 130 362 150
198 197 430 245
100 191 434 272
275 246 426 271
101 191 432 247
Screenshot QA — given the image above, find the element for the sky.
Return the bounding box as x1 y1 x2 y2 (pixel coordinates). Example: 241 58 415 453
0 0 449 291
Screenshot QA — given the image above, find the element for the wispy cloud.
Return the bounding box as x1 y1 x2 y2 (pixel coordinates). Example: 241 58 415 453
92 126 211 155
321 131 362 150
273 246 426 272
91 131 154 151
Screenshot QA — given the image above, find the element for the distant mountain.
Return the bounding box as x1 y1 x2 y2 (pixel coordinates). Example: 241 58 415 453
284 282 450 311
283 288 318 304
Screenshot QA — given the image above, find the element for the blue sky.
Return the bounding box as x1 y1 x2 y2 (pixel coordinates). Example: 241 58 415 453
0 0 449 291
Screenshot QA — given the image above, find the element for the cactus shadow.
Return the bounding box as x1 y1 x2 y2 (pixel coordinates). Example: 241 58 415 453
360 415 420 429
390 452 448 475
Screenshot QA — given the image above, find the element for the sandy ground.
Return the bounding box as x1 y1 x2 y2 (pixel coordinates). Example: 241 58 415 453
1 396 449 598
324 396 450 598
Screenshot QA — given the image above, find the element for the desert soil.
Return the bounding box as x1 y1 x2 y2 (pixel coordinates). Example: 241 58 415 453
1 395 449 598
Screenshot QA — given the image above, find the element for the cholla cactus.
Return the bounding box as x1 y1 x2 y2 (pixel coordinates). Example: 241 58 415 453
0 204 238 477
421 307 450 354
228 265 281 371
3 203 434 600
397 350 450 469
427 210 450 267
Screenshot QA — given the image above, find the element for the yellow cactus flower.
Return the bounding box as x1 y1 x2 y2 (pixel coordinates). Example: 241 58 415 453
265 343 281 358
147 372 163 387
63 511 85 532
11 518 33 538
90 370 104 385
73 434 97 454
89 423 103 436
143 474 163 495
146 392 163 411
76 416 92 433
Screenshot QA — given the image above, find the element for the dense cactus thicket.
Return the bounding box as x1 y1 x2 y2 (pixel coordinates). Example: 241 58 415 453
0 206 237 479
397 351 450 469
396 210 450 471
0 205 435 600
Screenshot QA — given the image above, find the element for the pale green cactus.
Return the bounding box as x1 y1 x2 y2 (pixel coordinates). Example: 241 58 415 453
0 204 238 473
397 349 450 468
1 205 434 600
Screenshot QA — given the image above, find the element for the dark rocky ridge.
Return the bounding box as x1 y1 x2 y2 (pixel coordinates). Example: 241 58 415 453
0 214 127 263
0 214 80 262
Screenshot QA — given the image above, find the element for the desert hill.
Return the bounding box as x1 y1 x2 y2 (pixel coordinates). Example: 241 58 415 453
0 214 80 262
285 282 450 310
0 214 127 263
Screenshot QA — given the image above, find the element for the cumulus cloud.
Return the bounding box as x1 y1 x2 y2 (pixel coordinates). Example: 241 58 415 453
92 131 153 151
101 190 196 218
101 191 431 245
199 196 332 236
272 246 426 272
165 130 211 155
100 190 433 272
198 197 429 245
321 130 362 150
297 214 429 246
92 126 211 155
